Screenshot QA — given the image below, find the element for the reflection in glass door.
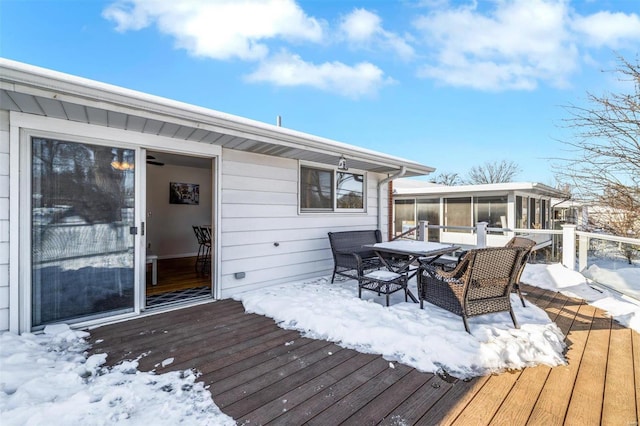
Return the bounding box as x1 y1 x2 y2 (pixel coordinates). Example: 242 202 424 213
31 137 136 327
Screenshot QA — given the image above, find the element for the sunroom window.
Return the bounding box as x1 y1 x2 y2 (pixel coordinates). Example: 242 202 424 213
300 166 364 212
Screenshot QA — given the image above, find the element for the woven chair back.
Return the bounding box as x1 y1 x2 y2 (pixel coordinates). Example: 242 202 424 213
505 237 536 250
465 247 521 301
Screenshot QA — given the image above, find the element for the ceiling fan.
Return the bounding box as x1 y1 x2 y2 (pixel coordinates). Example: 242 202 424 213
146 155 164 166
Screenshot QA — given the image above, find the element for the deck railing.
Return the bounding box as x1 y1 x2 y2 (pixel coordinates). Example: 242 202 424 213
400 221 640 302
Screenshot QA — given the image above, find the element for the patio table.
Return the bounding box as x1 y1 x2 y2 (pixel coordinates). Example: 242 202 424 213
363 240 460 303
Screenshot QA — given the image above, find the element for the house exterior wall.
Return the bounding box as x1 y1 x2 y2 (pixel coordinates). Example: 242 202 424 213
218 148 387 297
0 131 391 331
0 111 9 331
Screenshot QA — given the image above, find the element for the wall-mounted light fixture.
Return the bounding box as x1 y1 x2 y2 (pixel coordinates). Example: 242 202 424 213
337 155 348 171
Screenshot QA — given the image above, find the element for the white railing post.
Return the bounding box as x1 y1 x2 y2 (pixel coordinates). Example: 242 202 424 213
476 222 488 248
418 220 428 241
578 234 589 272
562 224 577 270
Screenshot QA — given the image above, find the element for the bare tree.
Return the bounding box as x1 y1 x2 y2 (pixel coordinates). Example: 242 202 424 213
429 171 462 186
554 55 640 244
465 160 520 184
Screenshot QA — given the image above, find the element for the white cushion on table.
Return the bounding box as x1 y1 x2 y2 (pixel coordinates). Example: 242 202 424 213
364 270 402 281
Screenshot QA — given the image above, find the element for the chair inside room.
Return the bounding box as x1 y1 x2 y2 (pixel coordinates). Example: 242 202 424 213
417 246 525 333
192 225 211 275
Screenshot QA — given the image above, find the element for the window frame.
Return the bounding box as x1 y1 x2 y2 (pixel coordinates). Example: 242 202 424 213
299 162 366 213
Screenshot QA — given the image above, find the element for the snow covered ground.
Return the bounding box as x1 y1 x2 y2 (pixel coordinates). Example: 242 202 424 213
1 262 639 424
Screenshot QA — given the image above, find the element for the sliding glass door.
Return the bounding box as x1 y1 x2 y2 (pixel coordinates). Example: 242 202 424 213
31 137 137 327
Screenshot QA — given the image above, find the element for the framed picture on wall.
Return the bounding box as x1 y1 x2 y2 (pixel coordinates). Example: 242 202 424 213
169 182 199 205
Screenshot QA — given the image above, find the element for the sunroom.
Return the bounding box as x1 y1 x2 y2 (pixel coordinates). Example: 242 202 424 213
392 180 570 247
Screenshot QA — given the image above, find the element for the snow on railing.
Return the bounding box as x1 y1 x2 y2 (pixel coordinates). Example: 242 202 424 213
406 221 640 302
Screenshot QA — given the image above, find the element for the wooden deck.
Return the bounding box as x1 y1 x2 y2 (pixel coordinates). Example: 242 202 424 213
88 284 639 425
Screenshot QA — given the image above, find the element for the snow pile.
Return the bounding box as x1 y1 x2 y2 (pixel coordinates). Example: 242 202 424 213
235 277 566 379
522 263 640 332
0 324 234 425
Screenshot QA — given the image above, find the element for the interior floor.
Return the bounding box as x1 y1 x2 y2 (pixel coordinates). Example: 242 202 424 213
146 256 211 297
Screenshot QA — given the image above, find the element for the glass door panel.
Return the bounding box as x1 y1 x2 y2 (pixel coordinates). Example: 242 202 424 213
31 137 136 327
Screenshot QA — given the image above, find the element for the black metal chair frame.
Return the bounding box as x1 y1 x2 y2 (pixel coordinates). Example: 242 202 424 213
193 225 211 275
327 230 384 282
354 254 409 306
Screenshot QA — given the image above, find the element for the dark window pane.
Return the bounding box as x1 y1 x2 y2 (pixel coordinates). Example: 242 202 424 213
300 166 333 209
336 172 364 209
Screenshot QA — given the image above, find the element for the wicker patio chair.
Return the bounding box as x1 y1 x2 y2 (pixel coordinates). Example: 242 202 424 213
417 246 525 333
505 237 536 307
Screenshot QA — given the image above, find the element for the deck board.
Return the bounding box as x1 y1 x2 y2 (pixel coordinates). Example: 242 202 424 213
602 322 637 424
564 309 612 425
87 284 640 425
527 301 596 425
487 290 571 425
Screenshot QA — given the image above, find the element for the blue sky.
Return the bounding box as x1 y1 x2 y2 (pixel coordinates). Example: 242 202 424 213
1 0 639 184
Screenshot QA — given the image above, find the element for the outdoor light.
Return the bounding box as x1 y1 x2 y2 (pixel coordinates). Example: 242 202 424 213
337 155 348 171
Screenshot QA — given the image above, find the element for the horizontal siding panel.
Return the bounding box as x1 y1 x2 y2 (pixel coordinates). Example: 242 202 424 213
221 225 375 246
221 249 331 274
221 238 329 262
222 159 297 181
222 175 297 193
221 215 377 232
222 189 297 206
221 203 297 219
220 259 334 294
223 147 295 169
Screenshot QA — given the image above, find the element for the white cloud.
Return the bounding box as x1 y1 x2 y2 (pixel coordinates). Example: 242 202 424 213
340 8 381 42
572 11 640 48
245 51 394 98
103 0 324 61
412 0 640 91
339 8 415 60
413 0 579 90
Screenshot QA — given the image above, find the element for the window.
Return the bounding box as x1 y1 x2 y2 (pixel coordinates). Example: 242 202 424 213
300 165 364 211
417 198 440 241
444 197 472 233
516 196 529 228
474 196 507 228
394 199 415 235
336 172 364 209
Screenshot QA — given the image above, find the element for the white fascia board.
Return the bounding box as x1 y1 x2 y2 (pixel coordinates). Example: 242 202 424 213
394 182 568 198
0 58 435 176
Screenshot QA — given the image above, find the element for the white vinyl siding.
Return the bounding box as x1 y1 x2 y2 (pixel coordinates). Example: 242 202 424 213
219 148 385 296
0 110 10 331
